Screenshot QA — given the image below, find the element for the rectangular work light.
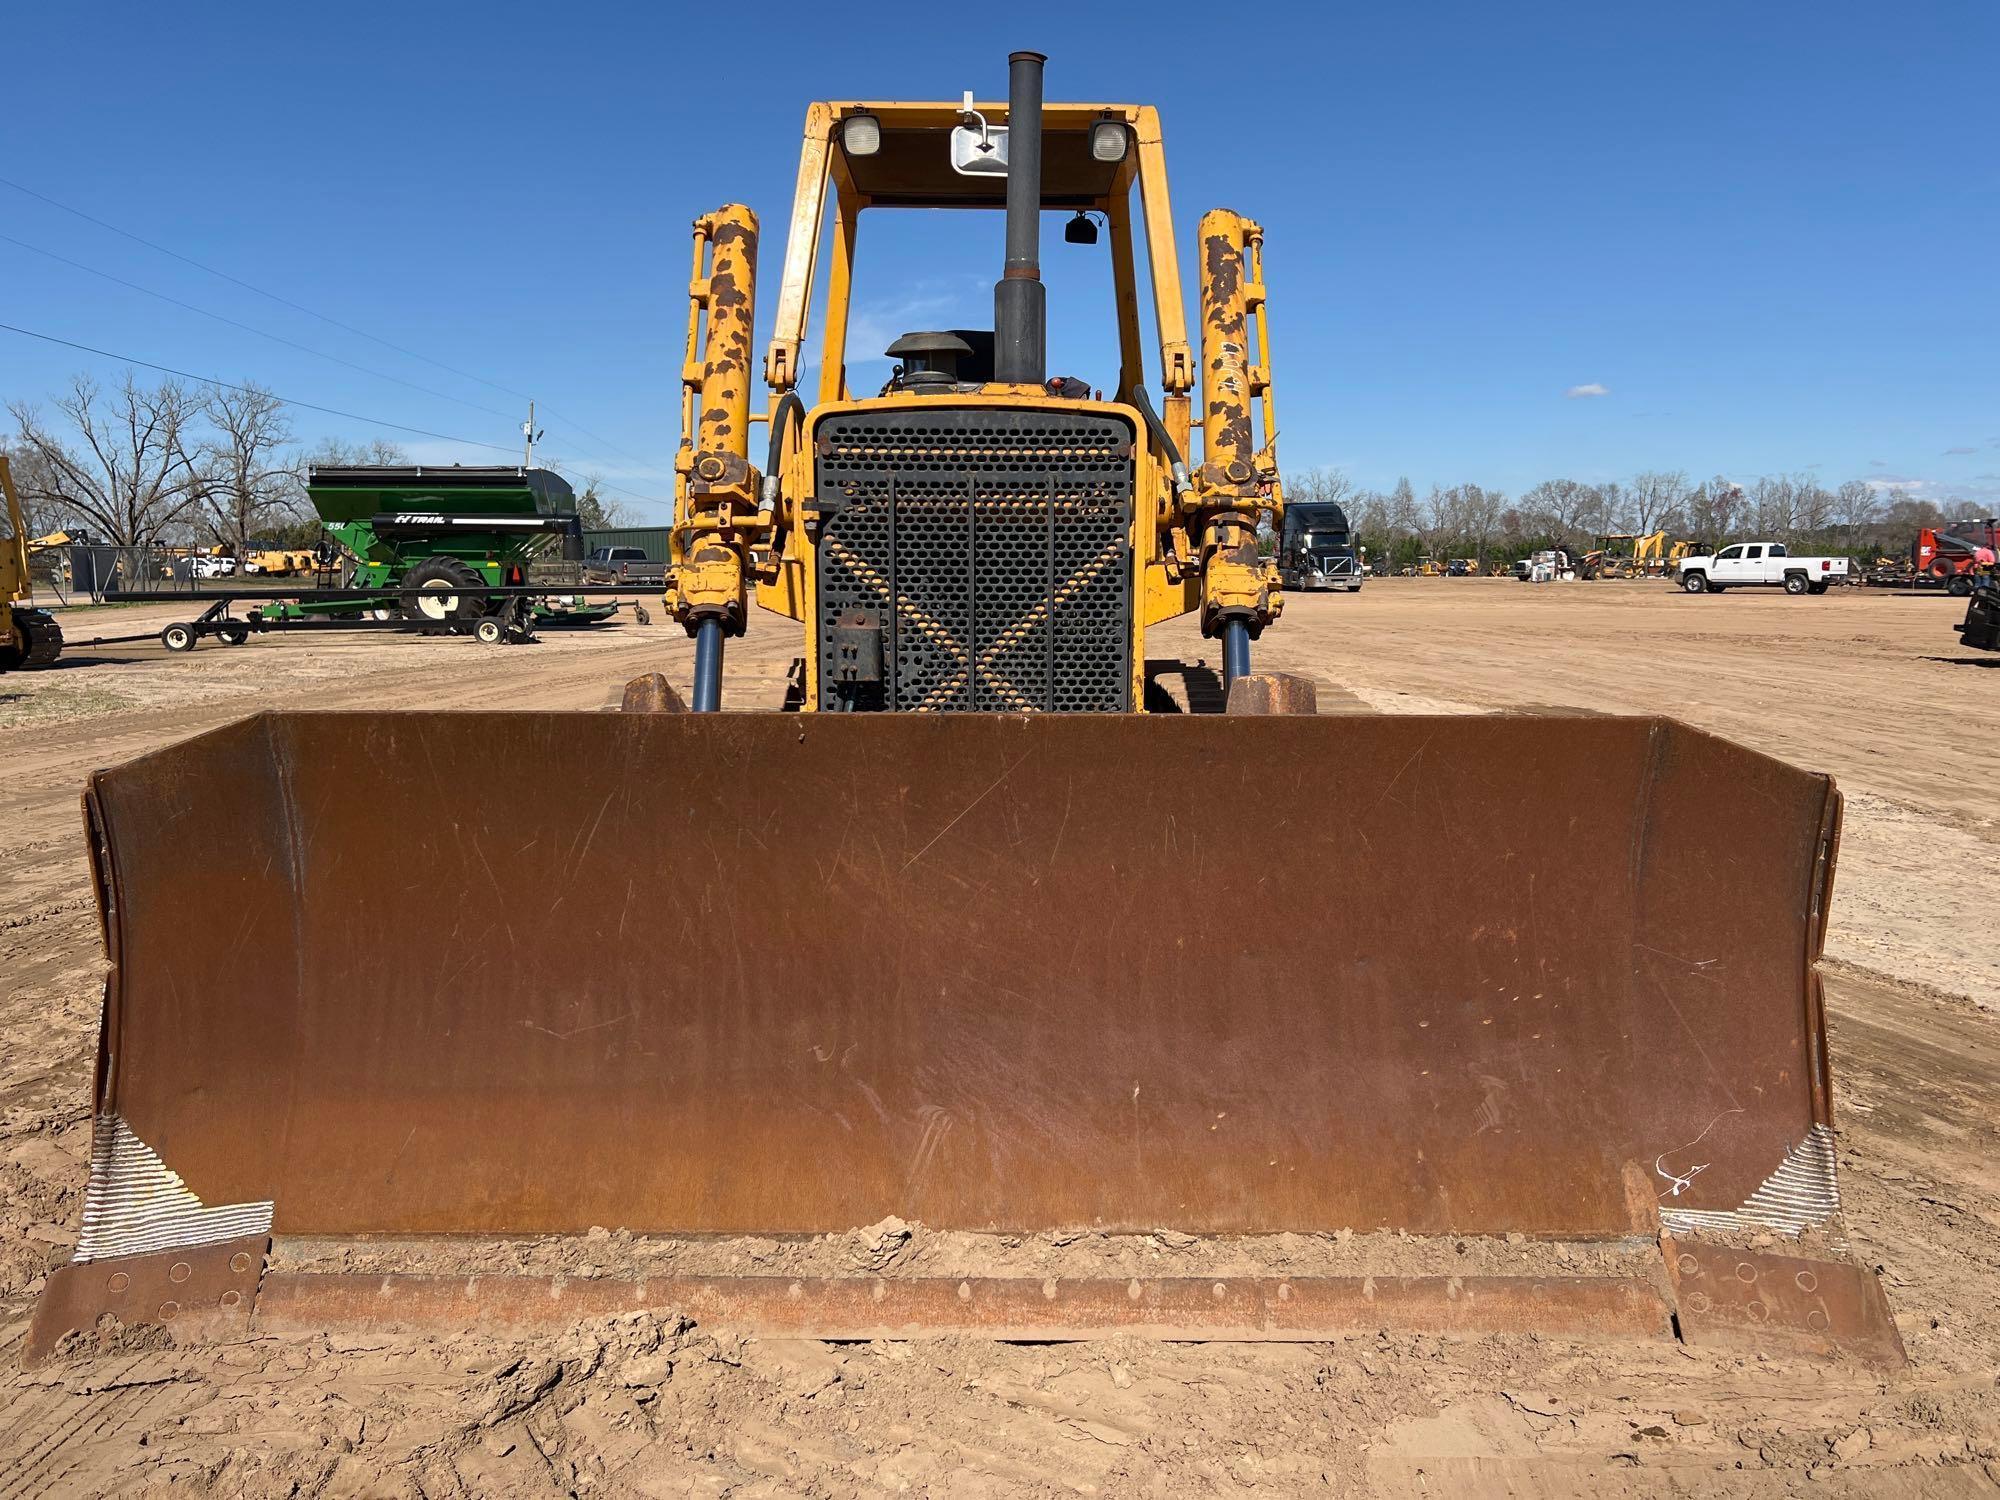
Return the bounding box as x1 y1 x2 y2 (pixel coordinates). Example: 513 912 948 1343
1089 119 1129 163
841 113 881 156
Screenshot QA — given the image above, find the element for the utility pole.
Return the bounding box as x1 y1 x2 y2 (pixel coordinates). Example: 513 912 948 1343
521 400 541 467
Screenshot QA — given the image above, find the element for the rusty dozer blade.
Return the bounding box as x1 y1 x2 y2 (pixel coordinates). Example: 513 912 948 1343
28 710 1899 1364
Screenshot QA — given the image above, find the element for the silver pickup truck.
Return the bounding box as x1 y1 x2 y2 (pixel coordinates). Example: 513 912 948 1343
582 545 668 585
1677 542 1849 596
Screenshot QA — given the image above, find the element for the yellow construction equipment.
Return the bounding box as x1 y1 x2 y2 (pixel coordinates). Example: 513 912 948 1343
1665 538 1708 575
0 456 64 671
243 545 318 577
1579 534 1645 579
26 52 1898 1366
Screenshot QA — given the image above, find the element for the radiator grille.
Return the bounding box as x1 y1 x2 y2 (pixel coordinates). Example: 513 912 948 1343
814 408 1133 712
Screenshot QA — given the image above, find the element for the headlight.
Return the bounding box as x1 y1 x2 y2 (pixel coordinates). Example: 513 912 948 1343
841 113 881 156
1089 119 1129 163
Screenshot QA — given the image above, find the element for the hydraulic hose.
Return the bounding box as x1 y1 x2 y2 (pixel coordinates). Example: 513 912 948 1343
759 391 805 521
1130 386 1193 501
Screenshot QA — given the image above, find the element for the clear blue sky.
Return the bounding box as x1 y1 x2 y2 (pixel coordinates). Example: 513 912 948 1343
6 1 1995 522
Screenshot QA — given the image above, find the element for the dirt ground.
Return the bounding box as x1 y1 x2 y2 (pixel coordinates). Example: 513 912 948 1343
2 579 1997 1497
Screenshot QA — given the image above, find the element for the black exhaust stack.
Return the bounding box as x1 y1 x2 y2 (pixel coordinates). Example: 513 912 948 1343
993 50 1047 385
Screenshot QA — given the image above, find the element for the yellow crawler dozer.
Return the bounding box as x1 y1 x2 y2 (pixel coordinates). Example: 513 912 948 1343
29 52 1898 1366
0 456 65 671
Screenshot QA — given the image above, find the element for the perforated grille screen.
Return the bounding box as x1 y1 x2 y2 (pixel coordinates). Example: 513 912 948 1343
814 408 1134 712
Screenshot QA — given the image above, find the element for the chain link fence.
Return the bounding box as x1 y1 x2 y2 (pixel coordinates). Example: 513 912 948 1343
28 544 354 604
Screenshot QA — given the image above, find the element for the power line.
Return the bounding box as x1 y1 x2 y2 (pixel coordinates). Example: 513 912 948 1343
3 230 664 488
0 320 672 508
0 173 533 397
0 173 667 470
0 321 519 454
0 231 518 423
537 455 670 511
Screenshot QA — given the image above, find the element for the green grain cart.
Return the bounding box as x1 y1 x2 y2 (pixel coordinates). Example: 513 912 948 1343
279 464 615 631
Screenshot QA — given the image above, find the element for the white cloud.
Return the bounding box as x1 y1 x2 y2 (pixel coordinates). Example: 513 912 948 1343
1864 476 1931 493
1943 446 1978 455
1564 382 1609 399
846 277 992 365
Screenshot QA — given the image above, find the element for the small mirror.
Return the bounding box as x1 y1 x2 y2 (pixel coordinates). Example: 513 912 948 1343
950 123 1009 177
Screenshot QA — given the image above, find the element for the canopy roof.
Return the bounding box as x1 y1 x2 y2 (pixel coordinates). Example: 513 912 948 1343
825 101 1141 208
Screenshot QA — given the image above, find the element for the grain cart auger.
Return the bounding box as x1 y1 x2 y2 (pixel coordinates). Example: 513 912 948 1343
28 52 1900 1367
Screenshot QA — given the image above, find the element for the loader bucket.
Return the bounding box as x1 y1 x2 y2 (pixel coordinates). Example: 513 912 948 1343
30 710 1900 1363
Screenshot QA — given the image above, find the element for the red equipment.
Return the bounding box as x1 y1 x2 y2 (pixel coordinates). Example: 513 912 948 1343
1915 520 1998 596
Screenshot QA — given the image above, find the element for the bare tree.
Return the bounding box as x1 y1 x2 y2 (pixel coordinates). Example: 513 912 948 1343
1877 490 1943 558
1385 476 1421 567
306 436 411 468
1464 484 1503 563
1348 488 1388 564
1791 478 1836 542
196 384 298 555
0 442 68 538
8 374 206 545
1419 484 1453 558
573 475 638 532
1713 481 1746 539
1743 472 1834 543
1518 478 1600 546
257 436 415 545
1595 480 1626 533
1686 477 1744 544
1627 470 1692 535
1421 483 1504 563
1285 466 1356 510
1835 480 1878 555
1750 475 1795 538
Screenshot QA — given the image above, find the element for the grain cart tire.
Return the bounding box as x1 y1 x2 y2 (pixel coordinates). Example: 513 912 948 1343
1784 574 1809 595
160 622 197 653
399 556 488 633
1681 571 1708 593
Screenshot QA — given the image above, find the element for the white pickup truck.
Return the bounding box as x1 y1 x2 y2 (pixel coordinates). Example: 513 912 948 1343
1677 542 1849 596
